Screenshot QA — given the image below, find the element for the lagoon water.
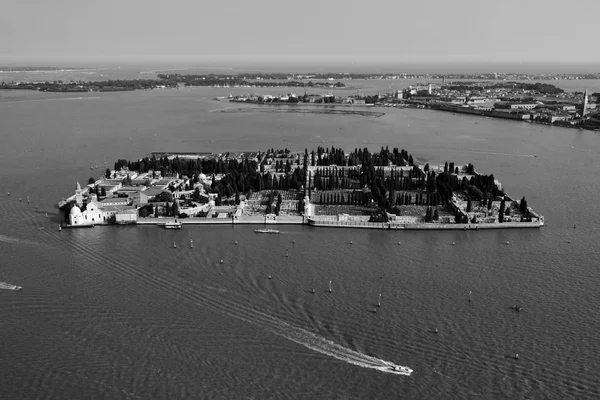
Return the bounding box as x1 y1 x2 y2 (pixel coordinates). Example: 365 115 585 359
1 79 600 399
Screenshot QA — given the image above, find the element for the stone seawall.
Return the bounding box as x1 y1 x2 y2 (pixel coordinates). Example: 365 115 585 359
308 219 543 230
136 216 305 225
65 217 542 230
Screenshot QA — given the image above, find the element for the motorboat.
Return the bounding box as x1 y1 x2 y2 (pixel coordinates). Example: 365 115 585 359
388 365 412 374
254 229 280 234
163 221 182 229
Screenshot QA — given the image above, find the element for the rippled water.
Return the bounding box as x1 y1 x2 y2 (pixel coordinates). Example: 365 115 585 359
1 86 599 399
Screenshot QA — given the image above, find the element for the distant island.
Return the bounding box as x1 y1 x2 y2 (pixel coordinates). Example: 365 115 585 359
0 78 178 92
57 147 543 230
0 66 85 72
157 73 346 89
225 80 600 131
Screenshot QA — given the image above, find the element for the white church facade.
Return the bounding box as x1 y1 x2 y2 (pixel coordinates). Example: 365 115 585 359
69 201 102 226
67 182 136 226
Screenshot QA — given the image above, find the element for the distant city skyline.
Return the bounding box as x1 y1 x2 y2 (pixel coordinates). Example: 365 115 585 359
1 0 599 66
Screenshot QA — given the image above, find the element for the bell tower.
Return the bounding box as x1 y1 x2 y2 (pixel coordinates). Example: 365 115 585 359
582 89 589 117
75 182 84 207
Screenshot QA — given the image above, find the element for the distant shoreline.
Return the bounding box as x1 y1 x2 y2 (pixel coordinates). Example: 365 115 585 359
220 106 385 118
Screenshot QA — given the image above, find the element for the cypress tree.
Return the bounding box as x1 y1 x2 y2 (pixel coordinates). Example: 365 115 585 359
519 196 528 213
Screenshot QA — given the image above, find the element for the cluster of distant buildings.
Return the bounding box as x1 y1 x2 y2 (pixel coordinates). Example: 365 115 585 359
229 83 598 126
391 84 598 125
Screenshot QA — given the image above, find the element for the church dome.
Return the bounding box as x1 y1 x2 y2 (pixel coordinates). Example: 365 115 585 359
198 173 207 180
70 205 82 215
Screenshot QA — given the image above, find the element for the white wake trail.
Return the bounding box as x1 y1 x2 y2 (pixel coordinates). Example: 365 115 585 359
0 233 37 246
0 281 22 291
209 298 413 376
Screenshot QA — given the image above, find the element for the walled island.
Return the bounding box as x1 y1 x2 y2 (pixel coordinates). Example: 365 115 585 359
57 147 544 230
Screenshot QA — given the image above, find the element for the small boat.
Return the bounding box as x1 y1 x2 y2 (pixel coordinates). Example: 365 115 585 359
173 241 177 248
163 221 182 229
388 365 412 374
254 229 280 234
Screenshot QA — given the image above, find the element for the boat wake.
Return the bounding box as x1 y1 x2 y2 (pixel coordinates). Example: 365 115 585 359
0 281 22 291
30 227 413 376
209 297 413 376
277 320 413 376
0 234 29 245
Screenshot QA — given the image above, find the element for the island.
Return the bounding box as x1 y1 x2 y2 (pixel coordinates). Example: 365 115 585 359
224 80 600 131
0 66 85 72
392 82 600 130
57 147 544 230
0 78 179 92
157 73 346 89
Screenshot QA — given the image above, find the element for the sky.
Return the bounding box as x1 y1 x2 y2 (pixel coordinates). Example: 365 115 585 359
1 0 599 67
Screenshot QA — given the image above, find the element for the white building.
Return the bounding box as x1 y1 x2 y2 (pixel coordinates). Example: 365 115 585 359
69 200 102 226
99 198 130 207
